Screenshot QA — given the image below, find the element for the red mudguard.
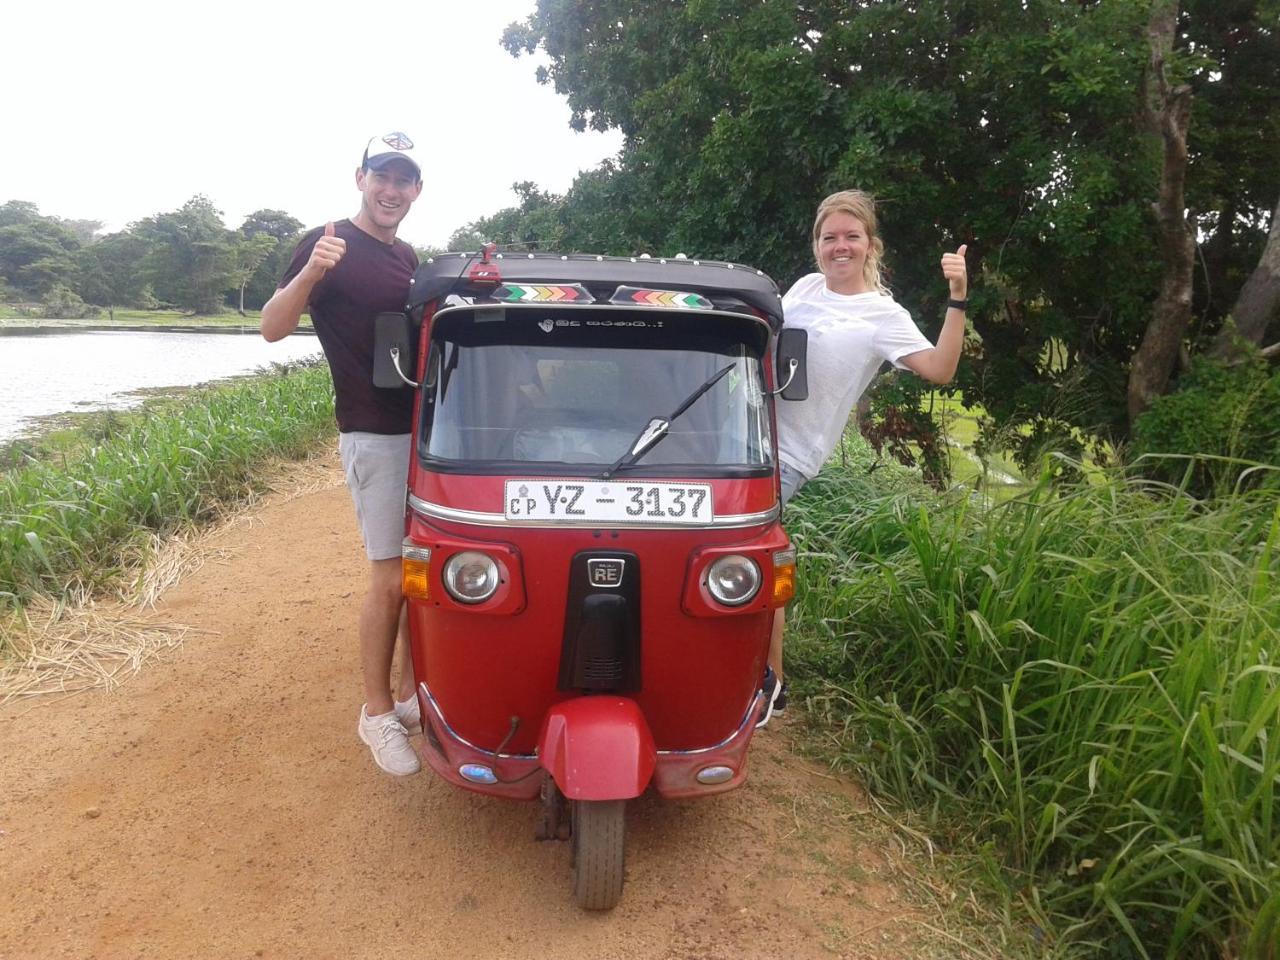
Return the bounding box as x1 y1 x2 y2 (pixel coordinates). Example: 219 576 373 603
538 697 657 801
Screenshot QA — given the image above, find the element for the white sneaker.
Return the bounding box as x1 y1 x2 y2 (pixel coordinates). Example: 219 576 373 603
357 705 421 776
394 693 422 735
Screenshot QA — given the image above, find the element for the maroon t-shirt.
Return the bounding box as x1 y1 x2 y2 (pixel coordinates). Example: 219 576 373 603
280 219 418 434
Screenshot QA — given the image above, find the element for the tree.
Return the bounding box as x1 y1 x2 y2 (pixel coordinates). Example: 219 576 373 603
502 0 1280 456
0 200 42 228
134 196 236 314
451 181 573 252
0 202 82 298
1212 194 1280 359
57 218 102 245
239 209 302 311
76 231 146 320
1127 0 1197 424
229 233 278 315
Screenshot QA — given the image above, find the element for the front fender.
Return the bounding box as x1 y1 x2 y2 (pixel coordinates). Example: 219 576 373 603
538 697 656 801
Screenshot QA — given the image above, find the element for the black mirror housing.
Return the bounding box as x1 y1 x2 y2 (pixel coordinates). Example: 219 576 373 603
776 328 808 401
372 312 417 389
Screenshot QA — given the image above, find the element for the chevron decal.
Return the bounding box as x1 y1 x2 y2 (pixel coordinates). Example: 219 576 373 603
492 283 595 303
608 286 714 310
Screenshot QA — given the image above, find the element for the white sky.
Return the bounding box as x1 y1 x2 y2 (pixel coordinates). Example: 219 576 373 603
0 1 622 250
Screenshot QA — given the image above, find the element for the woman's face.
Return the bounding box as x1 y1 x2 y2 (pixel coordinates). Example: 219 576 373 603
816 211 871 294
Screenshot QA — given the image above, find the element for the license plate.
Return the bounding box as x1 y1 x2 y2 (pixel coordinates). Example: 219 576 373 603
504 480 713 525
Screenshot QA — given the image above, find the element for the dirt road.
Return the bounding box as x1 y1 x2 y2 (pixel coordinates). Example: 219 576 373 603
0 457 945 960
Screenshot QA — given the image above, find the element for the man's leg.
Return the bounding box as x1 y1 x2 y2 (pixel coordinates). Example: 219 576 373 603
341 430 420 774
359 558 403 716
355 557 420 775
394 604 415 703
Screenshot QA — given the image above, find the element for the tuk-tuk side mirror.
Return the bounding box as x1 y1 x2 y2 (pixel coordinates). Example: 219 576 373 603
775 328 808 401
373 311 418 389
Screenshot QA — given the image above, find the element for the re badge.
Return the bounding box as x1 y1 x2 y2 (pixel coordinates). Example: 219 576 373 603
587 558 625 588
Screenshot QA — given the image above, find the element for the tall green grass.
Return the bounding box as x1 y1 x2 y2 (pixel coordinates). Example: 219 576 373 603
0 362 335 606
787 453 1280 958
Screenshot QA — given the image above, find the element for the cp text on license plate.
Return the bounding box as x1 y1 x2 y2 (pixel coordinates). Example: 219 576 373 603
504 480 713 525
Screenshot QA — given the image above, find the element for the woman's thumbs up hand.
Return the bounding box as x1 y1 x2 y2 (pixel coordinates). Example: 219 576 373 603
941 243 968 299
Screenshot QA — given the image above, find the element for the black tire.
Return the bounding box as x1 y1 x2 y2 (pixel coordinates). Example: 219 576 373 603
571 799 626 911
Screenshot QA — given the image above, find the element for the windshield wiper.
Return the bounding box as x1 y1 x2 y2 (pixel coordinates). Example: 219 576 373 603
599 363 735 480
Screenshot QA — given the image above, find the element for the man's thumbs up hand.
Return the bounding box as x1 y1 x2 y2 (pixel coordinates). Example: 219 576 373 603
305 221 346 280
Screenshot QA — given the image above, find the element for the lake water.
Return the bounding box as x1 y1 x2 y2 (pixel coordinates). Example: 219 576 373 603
0 327 324 442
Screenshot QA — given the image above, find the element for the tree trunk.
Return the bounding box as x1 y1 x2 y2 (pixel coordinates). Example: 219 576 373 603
1210 195 1280 359
1127 0 1195 428
239 282 247 317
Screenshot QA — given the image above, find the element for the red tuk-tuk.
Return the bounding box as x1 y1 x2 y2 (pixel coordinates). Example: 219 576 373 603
373 247 808 910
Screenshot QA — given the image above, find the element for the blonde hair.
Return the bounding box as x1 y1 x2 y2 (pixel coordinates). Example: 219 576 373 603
811 190 888 295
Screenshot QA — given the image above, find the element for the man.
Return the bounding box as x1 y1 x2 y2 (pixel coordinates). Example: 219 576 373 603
262 132 424 775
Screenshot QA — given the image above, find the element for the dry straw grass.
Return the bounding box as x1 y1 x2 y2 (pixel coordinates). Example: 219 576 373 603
0 599 191 703
0 450 343 703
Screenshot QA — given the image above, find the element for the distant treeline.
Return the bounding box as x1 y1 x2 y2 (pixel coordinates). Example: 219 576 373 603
0 198 308 318
0 198 445 320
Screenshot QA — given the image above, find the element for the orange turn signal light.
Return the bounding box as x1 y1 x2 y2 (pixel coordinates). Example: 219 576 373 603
402 542 432 601
772 548 796 605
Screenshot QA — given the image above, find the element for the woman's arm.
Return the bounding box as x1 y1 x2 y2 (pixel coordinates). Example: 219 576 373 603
901 244 968 385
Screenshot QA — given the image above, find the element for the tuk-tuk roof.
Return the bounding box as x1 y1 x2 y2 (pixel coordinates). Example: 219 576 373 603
407 251 784 329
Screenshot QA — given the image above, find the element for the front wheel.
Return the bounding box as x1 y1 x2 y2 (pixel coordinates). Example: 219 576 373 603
571 799 625 910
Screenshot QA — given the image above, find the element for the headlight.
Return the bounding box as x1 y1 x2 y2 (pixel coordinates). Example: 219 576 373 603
443 551 499 604
706 554 761 606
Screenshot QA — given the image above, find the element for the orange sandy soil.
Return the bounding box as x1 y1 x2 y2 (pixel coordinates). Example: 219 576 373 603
0 455 973 960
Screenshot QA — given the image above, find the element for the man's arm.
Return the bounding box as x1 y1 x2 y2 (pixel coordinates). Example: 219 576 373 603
261 223 345 342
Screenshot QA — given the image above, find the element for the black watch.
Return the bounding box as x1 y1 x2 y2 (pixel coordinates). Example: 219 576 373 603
948 297 968 311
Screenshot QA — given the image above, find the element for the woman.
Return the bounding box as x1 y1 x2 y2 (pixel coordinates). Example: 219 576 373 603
760 189 969 725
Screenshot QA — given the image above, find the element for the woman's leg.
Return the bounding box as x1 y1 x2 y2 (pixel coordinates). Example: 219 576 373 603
768 607 785 681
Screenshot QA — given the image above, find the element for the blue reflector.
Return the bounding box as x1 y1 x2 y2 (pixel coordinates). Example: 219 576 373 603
696 765 734 785
459 763 498 785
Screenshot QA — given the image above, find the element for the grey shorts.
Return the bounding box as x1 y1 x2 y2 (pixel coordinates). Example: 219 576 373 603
338 431 411 562
779 461 809 506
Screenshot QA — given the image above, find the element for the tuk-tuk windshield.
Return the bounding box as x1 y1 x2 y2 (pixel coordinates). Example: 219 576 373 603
421 309 772 473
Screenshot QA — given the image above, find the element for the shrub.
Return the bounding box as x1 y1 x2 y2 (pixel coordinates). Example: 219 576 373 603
40 284 99 320
1132 352 1280 497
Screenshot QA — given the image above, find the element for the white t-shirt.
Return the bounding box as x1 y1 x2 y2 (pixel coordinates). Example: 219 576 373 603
776 273 932 479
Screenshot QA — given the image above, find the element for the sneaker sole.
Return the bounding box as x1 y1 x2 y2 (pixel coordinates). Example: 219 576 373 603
755 682 783 729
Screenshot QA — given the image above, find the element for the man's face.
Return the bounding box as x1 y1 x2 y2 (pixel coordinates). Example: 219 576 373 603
355 158 423 231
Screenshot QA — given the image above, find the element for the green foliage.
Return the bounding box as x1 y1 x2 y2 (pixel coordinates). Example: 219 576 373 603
74 231 145 311
0 362 335 604
134 195 237 315
449 181 573 251
0 204 82 298
0 200 306 317
239 209 303 310
229 233 279 314
1132 352 1280 497
39 284 98 320
785 449 1280 957
498 0 1280 448
860 373 949 490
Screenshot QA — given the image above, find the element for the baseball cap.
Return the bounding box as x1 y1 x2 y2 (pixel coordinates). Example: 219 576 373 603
362 131 421 179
